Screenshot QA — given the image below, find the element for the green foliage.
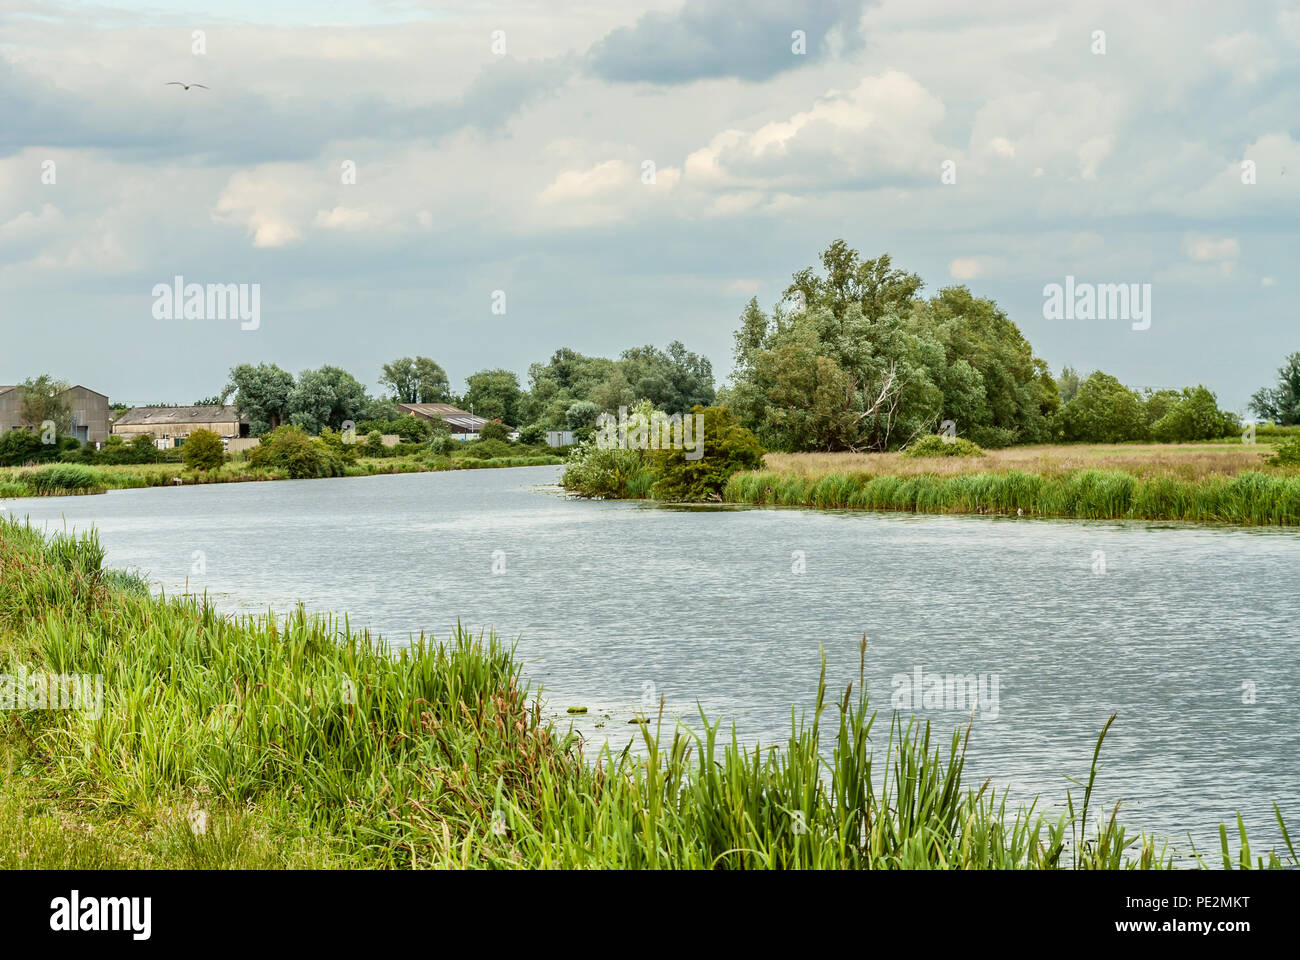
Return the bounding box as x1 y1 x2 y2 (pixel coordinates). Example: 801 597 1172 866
225 363 295 436
518 342 715 431
462 438 513 459
560 444 649 498
1057 372 1147 443
588 341 716 414
650 405 765 501
903 434 987 458
464 368 523 424
1270 436 1300 466
247 426 343 479
182 429 225 471
1057 366 1081 404
478 419 511 442
1250 352 1300 426
17 375 72 435
428 434 454 456
356 414 432 442
728 242 1055 451
1149 386 1238 442
287 365 369 434
517 422 546 445
564 400 601 431
0 430 58 467
362 430 386 458
316 427 360 464
379 356 450 404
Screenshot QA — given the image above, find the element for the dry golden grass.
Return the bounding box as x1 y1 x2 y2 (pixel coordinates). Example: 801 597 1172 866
760 443 1277 482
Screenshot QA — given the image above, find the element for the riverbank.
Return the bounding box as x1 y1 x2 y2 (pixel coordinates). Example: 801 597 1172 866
1 517 1292 869
0 453 564 499
721 443 1300 525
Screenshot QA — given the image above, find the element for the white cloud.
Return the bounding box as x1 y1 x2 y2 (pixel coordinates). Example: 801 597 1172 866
1184 236 1239 262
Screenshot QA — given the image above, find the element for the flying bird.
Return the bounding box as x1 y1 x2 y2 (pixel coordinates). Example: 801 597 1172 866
165 82 208 90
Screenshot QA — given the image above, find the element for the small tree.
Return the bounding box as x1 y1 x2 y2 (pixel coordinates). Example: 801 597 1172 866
18 375 72 435
183 429 225 471
651 406 765 501
1250 352 1300 426
479 419 511 442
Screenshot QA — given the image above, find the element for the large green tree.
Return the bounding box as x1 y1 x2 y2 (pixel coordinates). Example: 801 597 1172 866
224 363 294 436
380 357 451 404
1056 372 1147 443
727 241 1054 451
464 368 523 424
288 365 370 434
1249 352 1300 426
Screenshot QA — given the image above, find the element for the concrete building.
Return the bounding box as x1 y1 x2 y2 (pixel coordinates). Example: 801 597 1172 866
0 383 111 445
111 405 249 448
396 402 493 441
546 430 575 447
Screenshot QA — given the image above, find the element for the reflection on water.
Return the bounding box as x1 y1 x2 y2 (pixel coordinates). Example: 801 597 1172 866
10 465 1299 857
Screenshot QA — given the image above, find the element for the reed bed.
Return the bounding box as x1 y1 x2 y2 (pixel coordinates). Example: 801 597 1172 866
727 466 1300 525
1 519 1293 869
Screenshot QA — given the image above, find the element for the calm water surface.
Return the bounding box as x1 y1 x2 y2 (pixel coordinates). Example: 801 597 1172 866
9 465 1299 858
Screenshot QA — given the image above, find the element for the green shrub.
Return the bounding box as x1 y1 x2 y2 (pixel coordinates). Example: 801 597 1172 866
517 422 546 445
357 415 431 443
478 420 511 442
650 406 765 501
0 429 57 467
248 426 343 479
182 429 225 471
1270 436 1300 467
903 434 987 458
463 438 513 460
317 427 360 465
561 444 648 498
428 434 454 456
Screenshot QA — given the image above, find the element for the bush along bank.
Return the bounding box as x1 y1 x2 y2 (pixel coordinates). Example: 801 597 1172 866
1 518 1294 869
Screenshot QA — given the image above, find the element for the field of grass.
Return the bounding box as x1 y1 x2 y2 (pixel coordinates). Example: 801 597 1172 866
1 518 1293 869
0 452 564 499
728 443 1300 525
760 442 1278 482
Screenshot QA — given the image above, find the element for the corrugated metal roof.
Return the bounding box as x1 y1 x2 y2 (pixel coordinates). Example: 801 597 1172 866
396 403 494 431
114 404 246 426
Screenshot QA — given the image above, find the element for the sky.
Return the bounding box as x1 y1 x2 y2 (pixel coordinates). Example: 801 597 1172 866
1 0 1297 410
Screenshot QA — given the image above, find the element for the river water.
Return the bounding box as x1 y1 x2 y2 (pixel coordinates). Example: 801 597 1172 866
8 464 1298 860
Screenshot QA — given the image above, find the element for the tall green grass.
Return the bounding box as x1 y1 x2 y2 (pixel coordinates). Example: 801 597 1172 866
1 518 1293 868
725 468 1300 525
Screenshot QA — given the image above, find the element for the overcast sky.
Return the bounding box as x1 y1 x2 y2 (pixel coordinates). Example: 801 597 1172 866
2 0 1296 410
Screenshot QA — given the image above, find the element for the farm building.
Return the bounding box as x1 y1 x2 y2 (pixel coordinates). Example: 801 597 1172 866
0 383 110 445
111 405 250 448
396 402 495 441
